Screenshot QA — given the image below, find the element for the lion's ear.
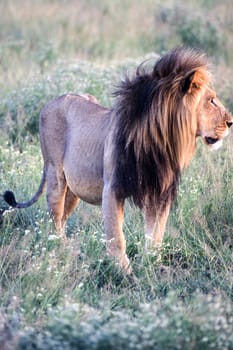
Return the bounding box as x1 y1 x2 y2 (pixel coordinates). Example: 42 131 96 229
182 70 204 95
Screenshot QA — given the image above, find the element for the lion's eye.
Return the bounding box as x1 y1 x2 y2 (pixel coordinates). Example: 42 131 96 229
210 98 217 107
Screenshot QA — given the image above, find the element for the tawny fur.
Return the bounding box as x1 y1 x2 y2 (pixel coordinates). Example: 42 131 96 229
3 48 233 271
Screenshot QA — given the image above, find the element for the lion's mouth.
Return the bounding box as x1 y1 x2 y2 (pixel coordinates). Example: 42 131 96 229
205 137 219 145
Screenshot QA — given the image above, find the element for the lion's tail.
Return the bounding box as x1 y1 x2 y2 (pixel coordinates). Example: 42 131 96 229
3 167 46 209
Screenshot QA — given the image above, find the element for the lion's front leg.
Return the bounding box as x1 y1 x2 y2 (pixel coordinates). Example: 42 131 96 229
102 185 131 272
144 199 171 249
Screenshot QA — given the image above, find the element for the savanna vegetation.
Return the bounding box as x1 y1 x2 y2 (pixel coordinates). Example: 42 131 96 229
0 0 233 349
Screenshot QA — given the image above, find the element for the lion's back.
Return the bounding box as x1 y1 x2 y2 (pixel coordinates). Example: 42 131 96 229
39 93 111 167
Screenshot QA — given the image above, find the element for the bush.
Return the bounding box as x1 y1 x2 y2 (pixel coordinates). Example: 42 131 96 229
0 57 149 143
157 5 224 59
176 17 222 57
16 293 233 350
0 61 114 142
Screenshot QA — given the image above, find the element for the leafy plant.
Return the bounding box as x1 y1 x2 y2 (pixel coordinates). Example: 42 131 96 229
10 293 233 350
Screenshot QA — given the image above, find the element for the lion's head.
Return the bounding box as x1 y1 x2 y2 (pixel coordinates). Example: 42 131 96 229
112 47 233 208
195 85 232 151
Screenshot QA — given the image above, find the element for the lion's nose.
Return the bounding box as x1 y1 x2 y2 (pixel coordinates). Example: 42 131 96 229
226 121 233 128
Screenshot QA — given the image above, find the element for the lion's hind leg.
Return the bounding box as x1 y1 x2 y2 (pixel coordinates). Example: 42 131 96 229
46 164 67 234
61 188 80 228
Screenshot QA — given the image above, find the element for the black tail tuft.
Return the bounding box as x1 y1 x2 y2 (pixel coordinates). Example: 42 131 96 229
3 190 18 207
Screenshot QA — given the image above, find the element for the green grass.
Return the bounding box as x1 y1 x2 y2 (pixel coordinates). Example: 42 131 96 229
0 110 233 349
0 0 233 349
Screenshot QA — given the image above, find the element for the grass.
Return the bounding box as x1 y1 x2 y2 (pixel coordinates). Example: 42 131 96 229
0 99 233 349
0 0 233 349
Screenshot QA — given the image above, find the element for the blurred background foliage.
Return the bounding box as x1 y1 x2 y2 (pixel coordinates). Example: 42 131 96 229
0 0 233 89
0 0 233 142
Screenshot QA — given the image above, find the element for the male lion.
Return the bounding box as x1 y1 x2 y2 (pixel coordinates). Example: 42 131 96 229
4 47 233 271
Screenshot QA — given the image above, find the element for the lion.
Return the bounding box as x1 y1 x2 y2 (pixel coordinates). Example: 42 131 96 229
3 47 233 271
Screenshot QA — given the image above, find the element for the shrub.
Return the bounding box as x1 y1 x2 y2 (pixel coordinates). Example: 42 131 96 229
176 17 222 57
16 292 233 350
0 58 146 143
157 5 224 59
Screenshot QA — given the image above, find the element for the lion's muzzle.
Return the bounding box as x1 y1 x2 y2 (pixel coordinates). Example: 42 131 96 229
205 137 219 145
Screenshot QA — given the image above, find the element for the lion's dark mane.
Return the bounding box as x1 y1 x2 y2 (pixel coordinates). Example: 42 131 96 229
112 47 209 208
112 72 180 208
